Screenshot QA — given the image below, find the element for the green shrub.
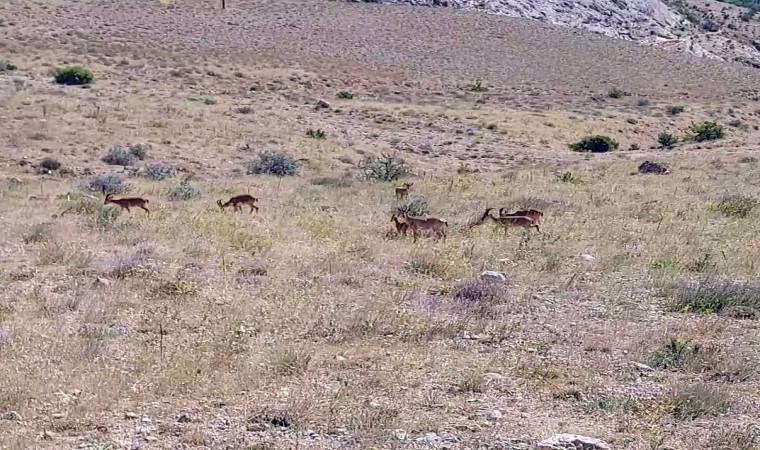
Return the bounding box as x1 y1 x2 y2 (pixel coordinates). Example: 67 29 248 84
713 194 757 218
144 163 175 181
102 146 137 166
568 135 619 153
40 157 61 171
648 337 703 371
0 60 17 72
53 66 94 86
359 153 410 181
395 198 430 217
558 171 577 183
336 91 354 100
129 143 150 160
666 384 731 420
167 180 201 201
690 121 725 142
608 88 629 99
657 132 678 149
306 128 326 139
86 174 129 194
637 98 650 107
666 105 685 116
669 277 760 315
246 150 299 177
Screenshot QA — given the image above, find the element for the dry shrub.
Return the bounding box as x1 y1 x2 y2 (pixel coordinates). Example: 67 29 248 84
670 277 760 315
103 246 155 279
450 277 510 317
666 384 732 420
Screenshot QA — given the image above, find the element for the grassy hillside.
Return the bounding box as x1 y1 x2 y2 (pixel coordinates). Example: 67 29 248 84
1 0 760 449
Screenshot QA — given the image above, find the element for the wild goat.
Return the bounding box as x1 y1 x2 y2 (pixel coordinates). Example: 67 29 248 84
217 194 259 214
499 207 544 223
395 182 413 200
394 212 448 243
474 208 539 233
390 213 410 237
102 187 150 213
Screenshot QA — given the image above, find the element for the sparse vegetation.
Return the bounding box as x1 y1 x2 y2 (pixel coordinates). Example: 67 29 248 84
667 105 685 116
306 128 326 139
359 152 410 181
0 60 17 71
102 145 137 166
53 65 94 85
336 90 354 99
143 163 175 180
608 88 629 98
569 135 619 153
690 121 725 142
40 157 61 171
712 194 757 218
669 277 760 315
167 180 201 200
246 150 299 176
666 384 732 420
86 174 129 194
658 132 678 149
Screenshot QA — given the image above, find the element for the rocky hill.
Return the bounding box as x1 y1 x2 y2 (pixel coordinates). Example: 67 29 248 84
341 0 760 67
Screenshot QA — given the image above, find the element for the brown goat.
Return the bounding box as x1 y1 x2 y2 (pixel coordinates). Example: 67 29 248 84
474 208 539 233
103 187 150 213
499 207 544 223
390 213 410 237
217 195 259 214
395 182 413 200
396 212 448 243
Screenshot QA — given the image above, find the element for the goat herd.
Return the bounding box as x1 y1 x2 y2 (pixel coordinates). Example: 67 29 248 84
98 182 543 243
391 182 543 243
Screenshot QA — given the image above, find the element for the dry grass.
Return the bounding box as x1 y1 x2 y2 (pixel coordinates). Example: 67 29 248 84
1 0 760 449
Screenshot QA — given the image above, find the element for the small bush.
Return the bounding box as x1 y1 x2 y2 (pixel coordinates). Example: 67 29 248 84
86 174 129 194
558 171 577 183
85 207 122 231
666 105 685 116
0 60 17 72
310 175 353 188
102 145 137 166
359 153 410 181
702 20 720 32
569 135 619 153
104 246 154 279
306 128 326 139
246 150 298 177
143 163 175 181
657 132 678 149
608 88 629 99
666 384 731 420
669 277 760 315
637 98 650 107
167 180 201 201
648 337 704 371
405 255 445 278
40 157 61 171
53 66 94 86
203 97 217 105
336 90 354 100
713 194 757 218
690 121 725 142
706 425 759 450
23 223 53 244
129 143 150 160
395 198 430 217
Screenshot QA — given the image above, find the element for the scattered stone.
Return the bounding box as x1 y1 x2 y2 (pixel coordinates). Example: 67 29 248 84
93 277 111 288
124 411 138 420
536 433 611 450
633 362 655 372
1 411 22 421
394 429 408 440
0 325 11 347
144 436 158 442
51 413 64 419
480 270 507 282
638 160 669 175
177 413 192 423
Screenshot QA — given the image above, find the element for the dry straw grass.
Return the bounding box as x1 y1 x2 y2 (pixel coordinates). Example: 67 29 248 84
1 0 760 448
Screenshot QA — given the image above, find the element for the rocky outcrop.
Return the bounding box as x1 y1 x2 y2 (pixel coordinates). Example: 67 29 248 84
339 0 760 67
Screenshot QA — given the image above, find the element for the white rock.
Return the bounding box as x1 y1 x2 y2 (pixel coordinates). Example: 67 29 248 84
480 270 507 282
537 433 611 450
580 254 596 262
